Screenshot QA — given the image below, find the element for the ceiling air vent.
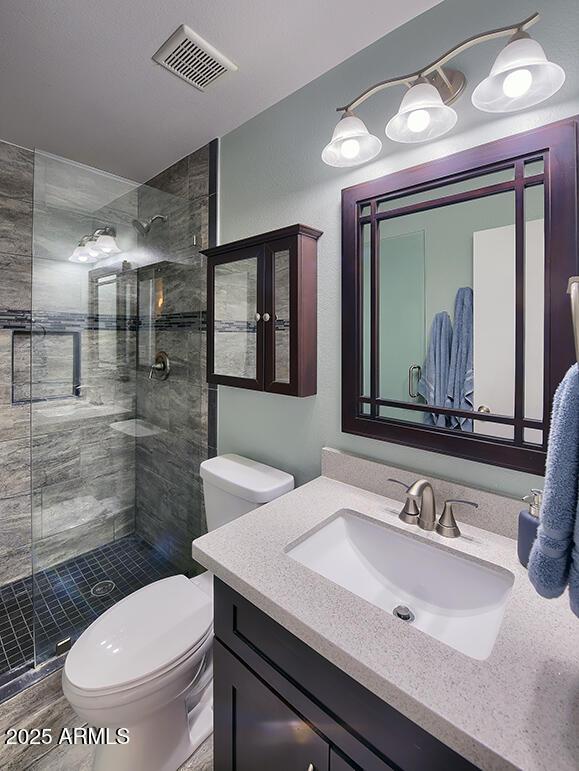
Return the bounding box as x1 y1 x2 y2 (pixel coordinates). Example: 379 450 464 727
153 25 238 92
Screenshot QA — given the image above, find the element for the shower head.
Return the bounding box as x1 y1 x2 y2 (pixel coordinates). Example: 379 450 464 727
132 214 167 236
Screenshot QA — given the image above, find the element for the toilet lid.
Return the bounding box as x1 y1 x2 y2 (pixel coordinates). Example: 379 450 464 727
64 575 212 692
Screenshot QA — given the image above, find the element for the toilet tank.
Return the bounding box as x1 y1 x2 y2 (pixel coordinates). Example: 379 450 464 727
200 454 294 532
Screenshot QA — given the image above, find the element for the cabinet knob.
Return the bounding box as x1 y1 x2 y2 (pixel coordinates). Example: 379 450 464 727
307 765 315 771
262 312 271 322
254 312 261 322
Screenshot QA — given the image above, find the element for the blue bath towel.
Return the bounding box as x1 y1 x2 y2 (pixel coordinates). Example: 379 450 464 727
418 312 452 427
528 364 579 616
445 287 474 431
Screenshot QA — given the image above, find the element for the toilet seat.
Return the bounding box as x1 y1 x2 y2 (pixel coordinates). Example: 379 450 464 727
64 574 212 695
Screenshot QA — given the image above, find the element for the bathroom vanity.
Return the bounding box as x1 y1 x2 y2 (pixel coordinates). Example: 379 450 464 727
213 580 475 770
192 449 579 771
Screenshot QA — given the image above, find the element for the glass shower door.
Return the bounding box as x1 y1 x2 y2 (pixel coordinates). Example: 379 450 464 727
29 147 210 667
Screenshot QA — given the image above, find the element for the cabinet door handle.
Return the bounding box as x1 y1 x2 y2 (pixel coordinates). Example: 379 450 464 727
262 312 271 322
254 312 261 322
307 765 315 771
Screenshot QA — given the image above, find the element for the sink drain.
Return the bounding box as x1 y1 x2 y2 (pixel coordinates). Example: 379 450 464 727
91 580 116 598
393 605 415 622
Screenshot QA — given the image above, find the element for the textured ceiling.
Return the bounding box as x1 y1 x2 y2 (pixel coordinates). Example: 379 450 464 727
0 0 441 182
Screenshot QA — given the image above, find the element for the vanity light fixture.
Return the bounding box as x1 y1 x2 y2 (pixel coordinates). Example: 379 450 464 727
69 235 100 264
385 81 457 144
93 227 121 255
471 31 565 113
321 111 382 167
322 12 565 167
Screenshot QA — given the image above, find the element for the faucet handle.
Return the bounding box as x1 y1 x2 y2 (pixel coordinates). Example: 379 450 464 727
436 499 478 538
387 478 420 525
388 478 411 492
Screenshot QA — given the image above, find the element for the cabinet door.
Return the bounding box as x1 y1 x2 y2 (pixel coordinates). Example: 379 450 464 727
264 237 295 394
330 749 359 770
208 245 264 389
214 640 329 771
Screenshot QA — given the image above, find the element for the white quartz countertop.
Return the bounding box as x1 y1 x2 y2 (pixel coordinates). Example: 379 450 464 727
192 476 579 770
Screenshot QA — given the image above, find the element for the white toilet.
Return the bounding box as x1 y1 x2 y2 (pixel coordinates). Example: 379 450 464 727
62 454 294 771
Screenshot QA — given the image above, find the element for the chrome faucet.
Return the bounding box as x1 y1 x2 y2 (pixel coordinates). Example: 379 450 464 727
407 479 437 531
389 477 437 530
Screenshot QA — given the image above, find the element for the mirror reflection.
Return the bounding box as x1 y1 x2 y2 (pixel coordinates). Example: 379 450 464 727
362 169 545 444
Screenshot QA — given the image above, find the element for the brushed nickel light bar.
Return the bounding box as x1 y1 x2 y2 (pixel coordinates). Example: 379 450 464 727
321 13 565 167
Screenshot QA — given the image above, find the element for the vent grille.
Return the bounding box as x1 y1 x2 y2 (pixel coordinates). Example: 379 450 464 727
153 25 237 91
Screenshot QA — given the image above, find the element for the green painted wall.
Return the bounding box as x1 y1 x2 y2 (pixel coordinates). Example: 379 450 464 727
218 0 579 497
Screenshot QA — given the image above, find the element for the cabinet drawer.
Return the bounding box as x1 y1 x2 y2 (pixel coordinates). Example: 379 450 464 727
214 578 478 771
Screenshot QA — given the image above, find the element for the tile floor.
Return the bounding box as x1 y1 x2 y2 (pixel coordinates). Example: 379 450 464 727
28 734 214 770
0 535 180 678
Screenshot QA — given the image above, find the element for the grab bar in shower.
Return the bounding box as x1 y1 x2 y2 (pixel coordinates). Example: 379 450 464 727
567 276 579 362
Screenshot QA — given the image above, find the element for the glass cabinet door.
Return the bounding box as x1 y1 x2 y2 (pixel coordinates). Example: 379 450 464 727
210 246 263 387
265 238 294 391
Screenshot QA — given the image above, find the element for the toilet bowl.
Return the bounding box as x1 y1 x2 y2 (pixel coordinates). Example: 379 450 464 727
62 572 214 771
62 454 294 771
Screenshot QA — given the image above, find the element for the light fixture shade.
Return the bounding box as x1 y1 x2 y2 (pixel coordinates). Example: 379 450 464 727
385 82 457 143
472 34 565 113
69 246 98 264
94 234 121 254
85 239 100 257
321 113 382 167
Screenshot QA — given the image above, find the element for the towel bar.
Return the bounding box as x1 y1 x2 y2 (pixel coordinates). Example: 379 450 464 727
567 277 579 362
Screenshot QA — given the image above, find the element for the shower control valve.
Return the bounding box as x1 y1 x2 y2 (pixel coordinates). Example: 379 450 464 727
149 351 170 381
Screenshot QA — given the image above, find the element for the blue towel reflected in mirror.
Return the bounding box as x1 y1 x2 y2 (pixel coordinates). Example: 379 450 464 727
419 287 474 431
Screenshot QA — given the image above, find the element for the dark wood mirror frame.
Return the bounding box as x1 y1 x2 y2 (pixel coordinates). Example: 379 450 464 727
342 117 579 475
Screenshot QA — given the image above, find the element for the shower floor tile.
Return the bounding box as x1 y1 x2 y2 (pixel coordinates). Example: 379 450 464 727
0 535 180 679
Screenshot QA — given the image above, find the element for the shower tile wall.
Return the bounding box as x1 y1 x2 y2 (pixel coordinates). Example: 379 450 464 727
135 144 216 572
0 139 215 592
0 140 33 587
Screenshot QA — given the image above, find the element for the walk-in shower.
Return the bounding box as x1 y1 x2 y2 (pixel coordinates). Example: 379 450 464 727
0 143 216 688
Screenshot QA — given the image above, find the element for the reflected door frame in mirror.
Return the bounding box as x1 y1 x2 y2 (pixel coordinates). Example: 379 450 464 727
342 118 579 474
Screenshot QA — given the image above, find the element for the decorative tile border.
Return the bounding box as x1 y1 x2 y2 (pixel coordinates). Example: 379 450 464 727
0 308 207 333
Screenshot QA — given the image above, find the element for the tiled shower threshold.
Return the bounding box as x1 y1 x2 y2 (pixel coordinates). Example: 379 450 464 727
0 535 180 696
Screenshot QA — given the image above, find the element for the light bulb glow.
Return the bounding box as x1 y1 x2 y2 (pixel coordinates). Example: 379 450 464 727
322 113 382 167
341 138 360 159
502 68 532 98
77 254 88 263
95 234 121 254
406 109 431 133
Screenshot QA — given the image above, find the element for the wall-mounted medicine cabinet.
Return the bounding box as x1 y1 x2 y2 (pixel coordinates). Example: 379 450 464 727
203 224 322 397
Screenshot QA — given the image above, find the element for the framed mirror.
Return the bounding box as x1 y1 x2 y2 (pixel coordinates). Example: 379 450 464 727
342 119 578 474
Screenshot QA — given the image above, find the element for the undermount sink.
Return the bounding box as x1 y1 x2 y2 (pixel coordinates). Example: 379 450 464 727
286 508 514 660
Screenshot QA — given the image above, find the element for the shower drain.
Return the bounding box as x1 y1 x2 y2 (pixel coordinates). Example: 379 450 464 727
91 580 116 598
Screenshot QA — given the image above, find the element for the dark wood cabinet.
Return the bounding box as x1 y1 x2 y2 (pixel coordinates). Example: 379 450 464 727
330 749 358 771
214 578 478 771
203 224 322 396
215 641 330 771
